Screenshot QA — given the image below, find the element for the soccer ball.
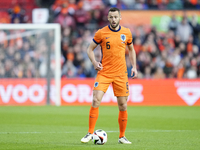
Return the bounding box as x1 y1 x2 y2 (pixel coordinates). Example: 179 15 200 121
92 129 107 145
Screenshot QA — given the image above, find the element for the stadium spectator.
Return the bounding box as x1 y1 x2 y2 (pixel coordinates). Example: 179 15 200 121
82 0 103 11
148 0 158 9
109 0 129 10
184 0 197 9
196 0 200 9
89 9 102 30
156 0 168 10
74 1 90 29
121 0 135 9
9 4 25 23
189 14 200 46
176 17 192 43
62 60 77 78
144 66 152 78
167 0 183 10
169 48 181 67
133 37 142 55
168 13 179 33
163 58 173 78
0 63 5 78
186 66 197 78
135 0 149 10
54 8 76 28
153 67 166 79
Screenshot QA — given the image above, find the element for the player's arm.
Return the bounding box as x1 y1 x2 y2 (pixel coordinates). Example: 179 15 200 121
127 43 137 79
87 41 103 71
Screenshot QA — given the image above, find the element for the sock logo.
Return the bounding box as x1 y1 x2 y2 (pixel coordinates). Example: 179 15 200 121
175 81 200 106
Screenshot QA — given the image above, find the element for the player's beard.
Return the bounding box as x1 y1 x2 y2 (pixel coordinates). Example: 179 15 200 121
110 21 120 29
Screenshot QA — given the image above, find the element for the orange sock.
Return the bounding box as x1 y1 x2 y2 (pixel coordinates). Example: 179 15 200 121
118 110 128 138
88 106 99 134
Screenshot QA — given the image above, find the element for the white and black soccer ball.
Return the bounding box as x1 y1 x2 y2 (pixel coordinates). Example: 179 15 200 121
92 129 107 145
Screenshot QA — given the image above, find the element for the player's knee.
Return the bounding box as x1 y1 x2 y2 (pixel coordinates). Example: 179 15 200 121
92 96 101 107
119 103 127 111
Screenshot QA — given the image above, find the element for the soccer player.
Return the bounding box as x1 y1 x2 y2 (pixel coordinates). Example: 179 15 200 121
81 7 137 144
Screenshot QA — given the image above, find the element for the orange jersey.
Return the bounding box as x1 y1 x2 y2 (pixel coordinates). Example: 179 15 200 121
93 25 132 77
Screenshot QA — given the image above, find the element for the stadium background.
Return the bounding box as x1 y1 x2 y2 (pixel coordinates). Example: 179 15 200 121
0 0 200 106
0 1 200 150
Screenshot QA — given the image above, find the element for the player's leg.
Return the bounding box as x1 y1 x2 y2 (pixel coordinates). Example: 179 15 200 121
88 90 104 134
81 74 112 143
117 96 128 138
81 90 104 143
113 75 131 144
117 96 131 144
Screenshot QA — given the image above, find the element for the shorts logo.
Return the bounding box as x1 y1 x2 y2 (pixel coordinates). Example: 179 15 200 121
121 34 126 41
94 82 99 87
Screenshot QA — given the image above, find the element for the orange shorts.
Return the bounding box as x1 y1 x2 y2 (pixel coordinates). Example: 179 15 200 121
93 74 129 97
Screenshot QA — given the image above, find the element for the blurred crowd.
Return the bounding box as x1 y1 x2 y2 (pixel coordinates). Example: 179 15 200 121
52 0 200 12
0 3 34 24
0 0 200 79
0 30 55 78
131 13 200 79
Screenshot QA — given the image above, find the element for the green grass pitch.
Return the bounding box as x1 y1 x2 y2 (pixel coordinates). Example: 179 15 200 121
0 106 200 150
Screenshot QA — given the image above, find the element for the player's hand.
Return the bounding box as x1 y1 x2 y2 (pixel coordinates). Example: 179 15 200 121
93 61 103 71
131 68 137 79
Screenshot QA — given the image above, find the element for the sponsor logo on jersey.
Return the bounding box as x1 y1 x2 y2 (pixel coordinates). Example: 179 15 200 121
121 34 126 41
106 37 110 39
175 81 200 106
94 82 99 87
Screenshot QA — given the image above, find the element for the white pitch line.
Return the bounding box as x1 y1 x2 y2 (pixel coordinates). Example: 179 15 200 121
107 130 199 133
0 130 199 134
0 132 42 134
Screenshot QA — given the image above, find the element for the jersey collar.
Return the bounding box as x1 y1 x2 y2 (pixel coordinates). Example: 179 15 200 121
108 25 121 32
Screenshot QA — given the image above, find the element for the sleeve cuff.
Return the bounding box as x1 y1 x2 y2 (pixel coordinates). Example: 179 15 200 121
127 41 133 45
93 39 99 45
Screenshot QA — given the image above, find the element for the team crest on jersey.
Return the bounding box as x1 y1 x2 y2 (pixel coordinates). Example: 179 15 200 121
94 82 99 87
121 34 126 41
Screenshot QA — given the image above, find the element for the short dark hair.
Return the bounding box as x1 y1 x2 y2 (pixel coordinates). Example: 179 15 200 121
108 7 120 14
